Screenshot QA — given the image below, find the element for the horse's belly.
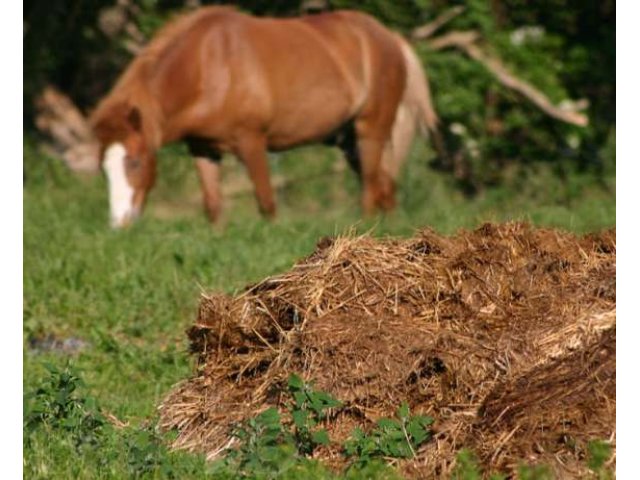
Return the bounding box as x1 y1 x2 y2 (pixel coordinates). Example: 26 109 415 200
267 121 350 150
266 94 354 149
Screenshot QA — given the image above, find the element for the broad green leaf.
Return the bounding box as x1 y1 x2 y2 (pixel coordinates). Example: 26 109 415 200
292 409 308 430
257 407 281 426
407 417 431 445
376 418 399 430
397 402 410 420
293 391 307 409
317 391 341 408
414 415 434 426
288 373 304 391
311 429 330 446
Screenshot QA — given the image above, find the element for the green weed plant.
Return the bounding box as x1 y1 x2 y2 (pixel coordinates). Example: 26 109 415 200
344 403 433 468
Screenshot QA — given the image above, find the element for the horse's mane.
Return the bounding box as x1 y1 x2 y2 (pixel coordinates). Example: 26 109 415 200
90 6 238 147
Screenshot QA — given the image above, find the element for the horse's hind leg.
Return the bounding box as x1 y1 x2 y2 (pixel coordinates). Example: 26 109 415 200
233 134 276 218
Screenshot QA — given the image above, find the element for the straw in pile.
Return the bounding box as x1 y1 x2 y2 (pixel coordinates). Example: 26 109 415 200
158 222 616 478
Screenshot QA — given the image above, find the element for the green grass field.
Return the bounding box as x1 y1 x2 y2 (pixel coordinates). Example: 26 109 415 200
23 139 615 478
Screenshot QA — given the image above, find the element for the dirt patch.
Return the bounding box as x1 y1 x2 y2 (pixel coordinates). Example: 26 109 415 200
158 222 615 477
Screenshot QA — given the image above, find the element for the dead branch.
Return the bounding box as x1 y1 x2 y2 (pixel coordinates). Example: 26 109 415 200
34 86 100 173
426 31 588 127
411 6 465 40
428 31 480 50
35 86 93 143
98 1 146 55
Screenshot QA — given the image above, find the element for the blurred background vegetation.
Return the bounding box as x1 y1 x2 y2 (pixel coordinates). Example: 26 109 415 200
24 0 615 193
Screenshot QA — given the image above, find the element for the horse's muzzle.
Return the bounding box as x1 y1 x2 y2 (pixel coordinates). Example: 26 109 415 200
110 207 140 229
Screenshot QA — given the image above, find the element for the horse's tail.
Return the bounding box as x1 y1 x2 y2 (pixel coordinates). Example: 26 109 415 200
383 34 445 179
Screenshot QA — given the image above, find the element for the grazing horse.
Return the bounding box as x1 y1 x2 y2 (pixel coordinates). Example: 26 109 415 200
90 6 439 228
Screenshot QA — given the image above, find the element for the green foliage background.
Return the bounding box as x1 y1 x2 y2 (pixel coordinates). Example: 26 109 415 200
24 0 615 188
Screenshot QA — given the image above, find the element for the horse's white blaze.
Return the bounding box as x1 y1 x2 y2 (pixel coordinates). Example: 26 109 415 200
103 143 135 228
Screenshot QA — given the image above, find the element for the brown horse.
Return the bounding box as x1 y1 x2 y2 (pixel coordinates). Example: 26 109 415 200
90 6 439 228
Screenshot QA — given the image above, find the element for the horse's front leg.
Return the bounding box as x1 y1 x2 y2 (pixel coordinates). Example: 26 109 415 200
194 157 223 222
234 135 276 218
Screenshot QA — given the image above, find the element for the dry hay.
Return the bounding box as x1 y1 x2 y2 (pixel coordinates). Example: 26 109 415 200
158 222 616 478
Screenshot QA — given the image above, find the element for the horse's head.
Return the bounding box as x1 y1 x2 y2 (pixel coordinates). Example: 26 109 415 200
92 102 157 228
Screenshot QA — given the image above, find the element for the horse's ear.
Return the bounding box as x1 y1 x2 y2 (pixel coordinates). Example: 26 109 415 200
127 106 142 132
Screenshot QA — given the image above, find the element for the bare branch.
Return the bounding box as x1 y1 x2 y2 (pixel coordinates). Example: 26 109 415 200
34 86 100 173
122 39 144 55
411 6 465 40
428 31 480 50
98 2 146 54
427 31 589 127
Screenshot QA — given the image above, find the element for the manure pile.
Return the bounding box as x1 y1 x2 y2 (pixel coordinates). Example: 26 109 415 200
159 222 615 478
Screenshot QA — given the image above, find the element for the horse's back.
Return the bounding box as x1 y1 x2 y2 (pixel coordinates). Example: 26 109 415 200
238 14 369 146
317 11 407 121
240 10 406 147
118 7 407 149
